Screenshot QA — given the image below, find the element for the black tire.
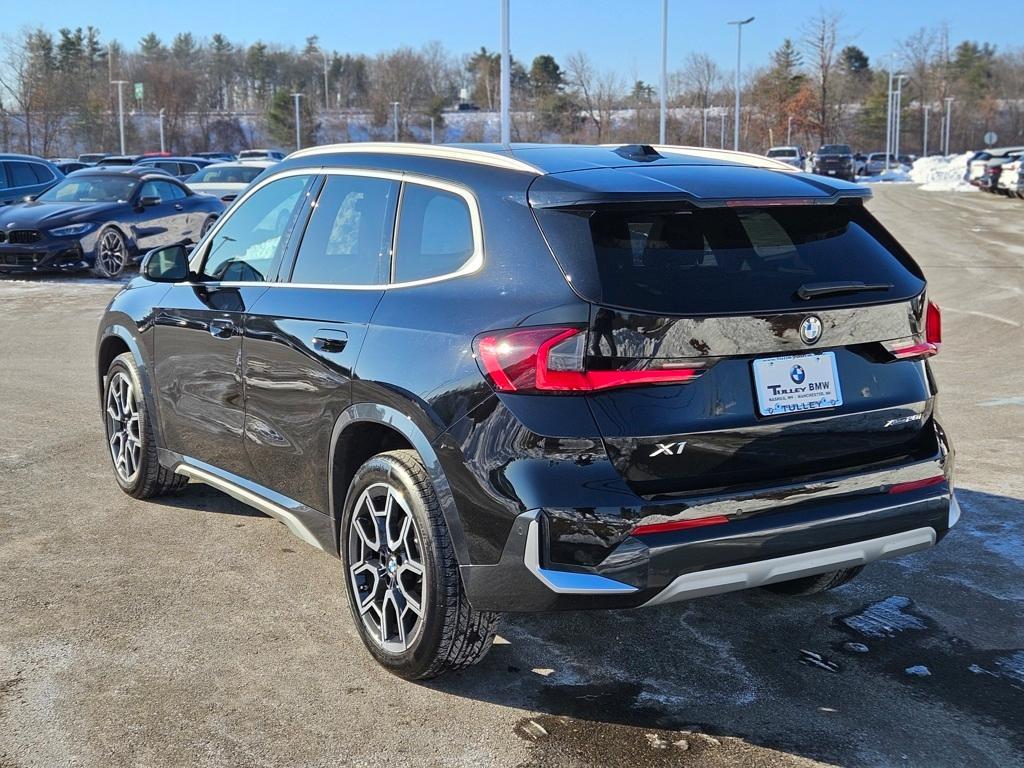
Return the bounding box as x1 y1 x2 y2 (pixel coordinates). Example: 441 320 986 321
103 352 187 499
92 226 130 278
199 215 217 239
341 449 500 679
762 566 863 596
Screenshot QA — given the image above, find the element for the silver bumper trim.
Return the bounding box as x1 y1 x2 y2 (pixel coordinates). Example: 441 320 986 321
643 526 937 607
523 513 638 594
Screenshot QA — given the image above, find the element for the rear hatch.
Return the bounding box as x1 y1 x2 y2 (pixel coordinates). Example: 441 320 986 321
530 166 938 498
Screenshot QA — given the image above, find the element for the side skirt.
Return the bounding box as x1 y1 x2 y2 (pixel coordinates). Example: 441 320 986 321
158 449 337 555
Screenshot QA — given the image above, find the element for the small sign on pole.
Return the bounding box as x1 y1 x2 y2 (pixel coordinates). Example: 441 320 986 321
134 82 144 101
983 131 998 146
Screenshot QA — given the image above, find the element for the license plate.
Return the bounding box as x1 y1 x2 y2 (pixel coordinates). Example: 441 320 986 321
752 353 843 416
827 169 836 175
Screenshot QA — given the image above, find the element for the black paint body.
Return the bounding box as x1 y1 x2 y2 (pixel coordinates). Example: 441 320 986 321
96 144 954 612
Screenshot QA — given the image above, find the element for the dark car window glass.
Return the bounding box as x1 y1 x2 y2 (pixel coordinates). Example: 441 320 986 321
154 161 178 173
9 162 37 187
178 163 199 176
0 164 9 190
394 184 475 283
201 174 311 283
29 163 55 184
291 174 398 285
534 204 925 315
37 175 137 203
188 165 263 185
139 180 183 201
818 145 852 154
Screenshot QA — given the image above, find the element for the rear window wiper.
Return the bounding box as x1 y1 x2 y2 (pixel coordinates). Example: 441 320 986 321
796 281 894 300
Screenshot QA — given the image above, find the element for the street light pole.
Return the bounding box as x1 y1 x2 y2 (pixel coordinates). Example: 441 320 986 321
702 107 708 147
659 0 668 145
944 97 954 155
158 108 165 153
727 16 754 151
291 92 303 150
499 0 510 145
720 110 726 149
787 115 793 145
391 101 400 142
430 116 436 144
922 105 929 157
893 75 907 164
111 80 128 155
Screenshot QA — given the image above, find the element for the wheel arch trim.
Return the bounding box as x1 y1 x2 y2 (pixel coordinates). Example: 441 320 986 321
97 321 165 447
329 403 470 564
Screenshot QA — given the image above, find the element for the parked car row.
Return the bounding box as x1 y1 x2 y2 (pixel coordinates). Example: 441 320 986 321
966 146 1024 197
765 145 913 180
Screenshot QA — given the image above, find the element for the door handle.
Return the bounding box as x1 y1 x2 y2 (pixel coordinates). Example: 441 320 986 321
209 318 235 338
174 203 184 210
312 329 348 354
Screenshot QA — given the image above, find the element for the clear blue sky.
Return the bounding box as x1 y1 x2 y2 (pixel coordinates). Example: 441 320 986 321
5 0 1021 82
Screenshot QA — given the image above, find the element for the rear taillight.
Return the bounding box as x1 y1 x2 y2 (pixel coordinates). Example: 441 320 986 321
884 300 941 360
473 326 706 394
888 475 945 494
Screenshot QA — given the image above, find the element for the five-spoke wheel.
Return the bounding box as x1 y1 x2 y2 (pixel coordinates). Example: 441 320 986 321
105 370 141 483
93 227 128 278
347 482 426 653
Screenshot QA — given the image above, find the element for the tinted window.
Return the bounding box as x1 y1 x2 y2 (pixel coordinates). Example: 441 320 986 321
0 164 9 190
534 204 925 314
178 163 199 176
201 174 312 282
9 162 37 187
767 149 797 158
291 174 398 285
29 163 55 183
139 180 185 201
819 145 852 154
188 165 263 184
38 175 137 202
394 184 475 283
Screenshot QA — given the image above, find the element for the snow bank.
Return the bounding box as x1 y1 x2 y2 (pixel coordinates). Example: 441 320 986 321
910 153 976 192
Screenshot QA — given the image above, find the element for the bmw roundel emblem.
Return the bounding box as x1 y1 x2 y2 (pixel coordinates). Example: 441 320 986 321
790 364 806 384
799 315 823 345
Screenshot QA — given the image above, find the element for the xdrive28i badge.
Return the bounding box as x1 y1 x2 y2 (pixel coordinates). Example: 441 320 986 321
799 315 823 345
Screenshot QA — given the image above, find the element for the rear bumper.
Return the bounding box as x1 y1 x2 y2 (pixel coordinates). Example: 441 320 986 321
460 477 956 612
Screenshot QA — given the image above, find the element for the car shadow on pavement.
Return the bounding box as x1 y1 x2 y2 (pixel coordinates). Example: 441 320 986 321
147 482 268 518
426 488 1024 767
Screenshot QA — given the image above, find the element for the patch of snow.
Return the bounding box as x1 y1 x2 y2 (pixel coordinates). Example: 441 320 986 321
910 153 978 192
842 595 927 638
857 167 912 183
904 665 932 677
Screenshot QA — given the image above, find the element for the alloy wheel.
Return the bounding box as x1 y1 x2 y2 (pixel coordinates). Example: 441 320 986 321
106 371 141 482
347 482 427 653
97 230 126 276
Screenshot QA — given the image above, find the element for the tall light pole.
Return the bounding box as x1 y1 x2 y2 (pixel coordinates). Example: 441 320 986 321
430 116 436 144
315 48 329 111
702 107 709 147
391 101 400 141
158 107 165 153
944 97 954 155
727 16 754 151
893 74 907 164
787 115 793 145
499 0 511 145
291 92 303 150
111 80 128 155
659 0 668 144
922 105 929 157
885 68 894 171
720 109 726 148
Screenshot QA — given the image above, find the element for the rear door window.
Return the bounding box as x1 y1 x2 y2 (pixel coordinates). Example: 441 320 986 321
29 163 55 184
289 174 399 285
9 162 37 187
535 204 925 314
393 183 476 283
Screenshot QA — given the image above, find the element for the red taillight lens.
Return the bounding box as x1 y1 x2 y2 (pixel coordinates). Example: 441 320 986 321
925 300 941 346
632 515 730 537
885 300 942 360
888 475 945 494
474 326 706 394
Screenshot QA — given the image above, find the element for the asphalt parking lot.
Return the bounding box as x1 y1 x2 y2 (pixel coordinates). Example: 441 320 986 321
1 184 1022 768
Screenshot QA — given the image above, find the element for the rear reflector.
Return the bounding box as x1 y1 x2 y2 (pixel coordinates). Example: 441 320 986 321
474 326 706 394
888 475 945 494
631 515 730 536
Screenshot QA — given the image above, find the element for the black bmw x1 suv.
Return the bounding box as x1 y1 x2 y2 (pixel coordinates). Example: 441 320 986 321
97 142 956 679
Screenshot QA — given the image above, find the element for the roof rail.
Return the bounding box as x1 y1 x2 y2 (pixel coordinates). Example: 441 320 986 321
650 145 800 172
289 142 542 174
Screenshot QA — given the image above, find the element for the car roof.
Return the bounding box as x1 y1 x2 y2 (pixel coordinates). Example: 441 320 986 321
136 156 209 163
0 153 58 163
68 166 180 180
282 142 870 205
200 160 277 169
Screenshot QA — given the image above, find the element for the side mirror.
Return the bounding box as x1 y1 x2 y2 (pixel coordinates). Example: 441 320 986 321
141 244 190 283
139 195 161 207
23 194 36 203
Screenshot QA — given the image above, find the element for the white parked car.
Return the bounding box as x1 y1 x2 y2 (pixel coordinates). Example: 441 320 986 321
996 154 1023 198
237 149 286 162
765 145 805 170
184 160 277 203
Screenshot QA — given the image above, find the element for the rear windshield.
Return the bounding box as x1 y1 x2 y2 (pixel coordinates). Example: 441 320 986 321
767 149 797 158
819 145 852 154
534 203 924 315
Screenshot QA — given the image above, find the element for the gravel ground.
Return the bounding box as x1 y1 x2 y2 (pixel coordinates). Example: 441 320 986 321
1 184 1022 767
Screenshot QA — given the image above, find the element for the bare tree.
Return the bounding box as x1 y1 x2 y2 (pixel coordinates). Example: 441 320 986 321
566 51 621 142
803 11 843 145
679 53 721 109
